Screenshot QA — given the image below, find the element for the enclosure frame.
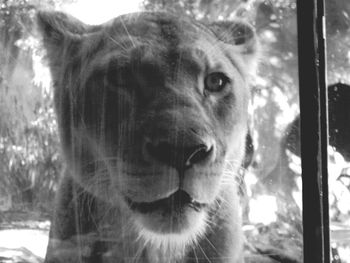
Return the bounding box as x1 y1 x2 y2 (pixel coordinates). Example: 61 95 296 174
297 0 330 262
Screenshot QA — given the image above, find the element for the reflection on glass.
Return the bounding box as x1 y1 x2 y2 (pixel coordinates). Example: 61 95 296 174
0 0 303 262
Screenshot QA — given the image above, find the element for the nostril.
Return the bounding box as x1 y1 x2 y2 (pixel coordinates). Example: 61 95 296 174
185 145 213 167
144 140 214 170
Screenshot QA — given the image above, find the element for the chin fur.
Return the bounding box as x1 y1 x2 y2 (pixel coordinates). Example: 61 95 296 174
133 210 208 261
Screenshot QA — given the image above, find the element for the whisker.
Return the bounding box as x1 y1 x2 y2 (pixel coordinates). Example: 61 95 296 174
197 242 212 263
107 35 128 52
120 18 136 48
203 235 220 256
132 241 144 263
192 247 199 263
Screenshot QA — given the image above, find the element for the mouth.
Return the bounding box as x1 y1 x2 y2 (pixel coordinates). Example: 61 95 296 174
125 190 207 214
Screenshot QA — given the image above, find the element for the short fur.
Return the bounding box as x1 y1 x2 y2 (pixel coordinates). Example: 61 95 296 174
37 11 259 263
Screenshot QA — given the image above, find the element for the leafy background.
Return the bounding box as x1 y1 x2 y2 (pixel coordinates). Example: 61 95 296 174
0 0 349 262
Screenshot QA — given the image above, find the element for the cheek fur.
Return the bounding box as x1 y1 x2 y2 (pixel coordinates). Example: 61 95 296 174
213 90 249 135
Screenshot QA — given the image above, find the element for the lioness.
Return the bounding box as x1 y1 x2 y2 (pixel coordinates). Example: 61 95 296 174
37 10 258 263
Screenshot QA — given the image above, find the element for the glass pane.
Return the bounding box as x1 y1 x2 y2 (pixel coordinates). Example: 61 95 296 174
244 1 303 262
0 0 302 262
325 1 350 262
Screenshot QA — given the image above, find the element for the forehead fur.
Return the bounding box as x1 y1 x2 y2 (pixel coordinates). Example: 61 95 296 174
37 11 259 85
84 12 222 72
104 12 214 46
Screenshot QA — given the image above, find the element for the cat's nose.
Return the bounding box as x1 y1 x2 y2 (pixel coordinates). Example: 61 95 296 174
143 138 214 171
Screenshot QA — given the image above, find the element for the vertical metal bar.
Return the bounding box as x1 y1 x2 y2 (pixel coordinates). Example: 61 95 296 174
317 0 330 260
297 0 329 262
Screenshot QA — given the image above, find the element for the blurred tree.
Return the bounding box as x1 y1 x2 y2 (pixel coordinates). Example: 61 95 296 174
326 0 350 35
0 0 73 211
325 0 350 83
142 0 256 21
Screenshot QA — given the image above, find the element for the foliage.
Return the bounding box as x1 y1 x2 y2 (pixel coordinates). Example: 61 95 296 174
0 94 61 211
0 0 70 212
142 0 254 21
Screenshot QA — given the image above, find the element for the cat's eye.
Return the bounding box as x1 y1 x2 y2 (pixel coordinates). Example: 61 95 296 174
204 72 230 92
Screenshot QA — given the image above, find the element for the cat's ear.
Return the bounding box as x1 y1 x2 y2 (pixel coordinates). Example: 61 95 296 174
36 11 90 69
209 20 260 71
37 10 89 46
